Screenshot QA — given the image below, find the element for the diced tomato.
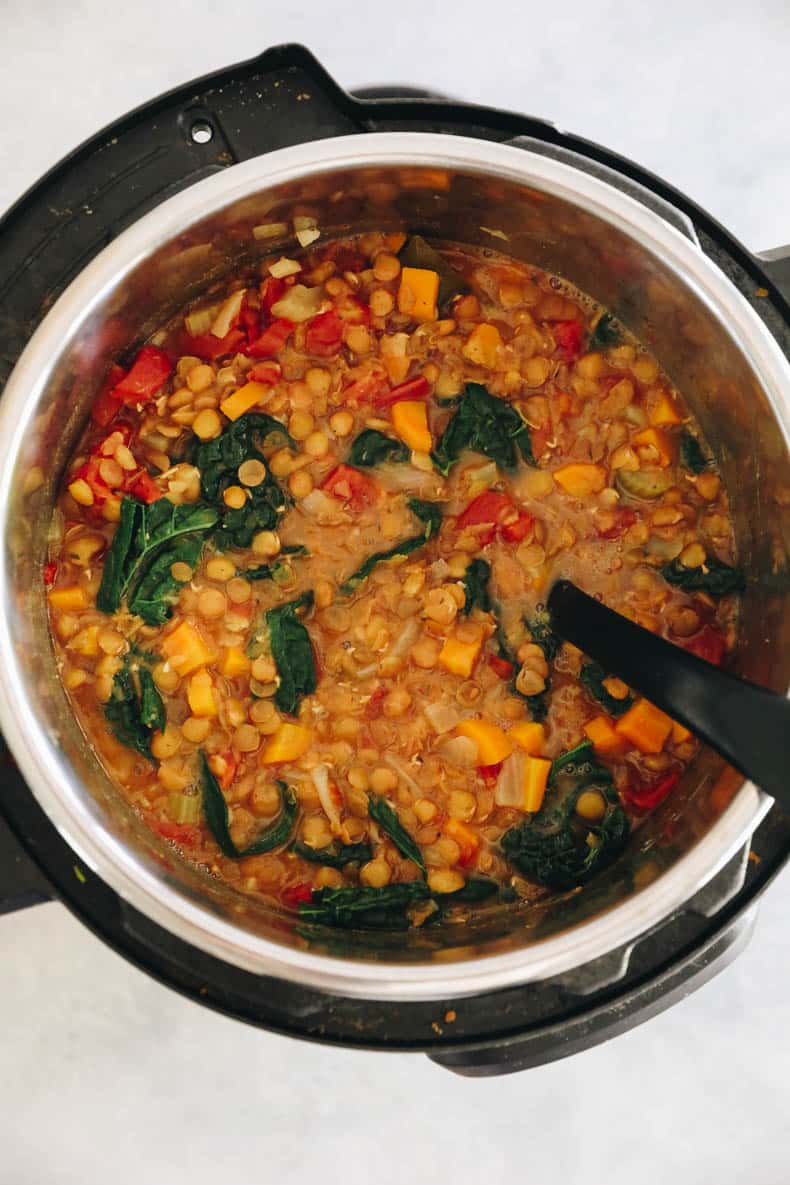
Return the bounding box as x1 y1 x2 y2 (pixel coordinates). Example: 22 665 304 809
248 361 282 385
149 818 200 847
365 684 388 718
183 327 246 361
246 318 294 359
72 457 110 506
113 346 173 405
552 320 584 361
260 276 288 315
596 508 637 540
500 508 534 543
217 751 238 793
239 297 261 340
342 371 390 405
127 470 162 503
623 768 681 812
91 364 127 427
489 655 515 680
321 464 379 511
305 309 344 357
682 625 726 667
478 762 503 787
282 882 314 908
372 375 430 408
43 561 57 586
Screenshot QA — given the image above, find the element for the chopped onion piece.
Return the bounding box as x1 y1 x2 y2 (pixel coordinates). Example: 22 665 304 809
296 227 321 248
271 284 328 323
377 462 444 498
437 735 479 768
300 488 350 524
210 289 246 339
463 461 499 500
253 221 289 240
425 701 466 734
268 257 302 278
495 751 527 809
480 225 509 241
185 304 220 337
312 764 341 833
293 215 318 231
389 618 419 659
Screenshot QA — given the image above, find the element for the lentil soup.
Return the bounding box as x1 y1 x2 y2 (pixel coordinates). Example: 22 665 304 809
46 232 742 931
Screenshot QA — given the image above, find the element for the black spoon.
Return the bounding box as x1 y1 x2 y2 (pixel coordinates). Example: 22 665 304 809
547 578 790 804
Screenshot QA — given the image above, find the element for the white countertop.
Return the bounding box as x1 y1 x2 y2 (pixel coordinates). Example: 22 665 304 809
2 3 789 1181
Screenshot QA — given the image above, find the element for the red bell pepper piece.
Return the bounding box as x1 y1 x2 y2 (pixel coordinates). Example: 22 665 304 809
305 309 344 357
182 327 246 361
91 364 127 427
246 318 294 359
596 508 637 540
321 464 379 511
489 654 515 680
127 470 162 504
500 508 534 543
552 320 584 361
43 561 57 586
373 375 431 408
72 457 110 506
342 372 390 405
282 882 314 908
260 276 288 315
248 361 282 385
149 818 201 847
682 625 726 667
623 768 681 812
457 491 532 546
478 762 503 786
113 346 173 405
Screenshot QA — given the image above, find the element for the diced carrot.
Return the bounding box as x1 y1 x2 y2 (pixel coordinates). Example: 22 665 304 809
391 400 432 453
508 721 546 756
160 621 216 676
616 698 673 754
220 381 270 421
439 634 484 678
220 646 251 678
260 722 312 764
632 427 673 467
397 267 439 322
584 715 626 756
648 390 683 426
671 719 693 744
455 719 514 765
187 669 218 718
443 817 480 867
462 323 503 369
523 755 551 812
553 463 607 497
48 586 89 611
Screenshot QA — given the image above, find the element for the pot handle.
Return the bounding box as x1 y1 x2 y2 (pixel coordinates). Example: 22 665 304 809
0 810 53 914
755 245 790 306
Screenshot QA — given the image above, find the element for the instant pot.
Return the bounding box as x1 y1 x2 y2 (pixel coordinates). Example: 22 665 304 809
1 44 789 1076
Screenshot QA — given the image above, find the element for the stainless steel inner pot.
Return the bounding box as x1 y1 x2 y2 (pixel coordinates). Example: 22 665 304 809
0 133 787 1001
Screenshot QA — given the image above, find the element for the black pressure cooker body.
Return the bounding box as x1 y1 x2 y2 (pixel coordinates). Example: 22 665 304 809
1 44 788 1077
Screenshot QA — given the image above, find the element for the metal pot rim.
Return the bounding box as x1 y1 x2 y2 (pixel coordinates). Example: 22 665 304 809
0 131 784 1000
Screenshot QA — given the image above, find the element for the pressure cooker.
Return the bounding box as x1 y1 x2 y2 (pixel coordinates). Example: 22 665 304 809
1 44 788 1076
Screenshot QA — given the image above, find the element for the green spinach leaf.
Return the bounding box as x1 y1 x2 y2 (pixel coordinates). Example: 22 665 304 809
200 752 298 858
291 840 373 868
194 413 294 550
248 591 317 716
368 795 425 872
348 429 409 468
340 498 442 595
97 497 218 624
432 383 536 475
104 652 165 758
398 234 468 310
462 557 492 615
589 312 621 350
502 745 629 889
298 881 432 930
661 556 744 596
679 430 710 474
579 661 634 717
244 545 308 582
